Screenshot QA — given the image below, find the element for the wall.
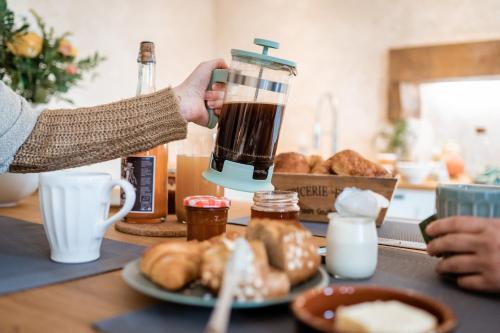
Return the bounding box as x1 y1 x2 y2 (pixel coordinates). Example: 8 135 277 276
214 0 500 158
10 0 500 163
10 0 217 175
10 0 216 105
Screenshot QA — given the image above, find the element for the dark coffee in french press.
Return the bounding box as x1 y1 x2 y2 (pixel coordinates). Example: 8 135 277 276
212 102 285 180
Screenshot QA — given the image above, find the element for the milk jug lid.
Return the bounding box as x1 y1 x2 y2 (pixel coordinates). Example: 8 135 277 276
231 38 297 72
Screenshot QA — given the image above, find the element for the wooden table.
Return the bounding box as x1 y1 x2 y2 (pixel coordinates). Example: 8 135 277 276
0 193 331 333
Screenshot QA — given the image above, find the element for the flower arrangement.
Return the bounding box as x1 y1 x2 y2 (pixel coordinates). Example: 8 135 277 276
0 0 105 104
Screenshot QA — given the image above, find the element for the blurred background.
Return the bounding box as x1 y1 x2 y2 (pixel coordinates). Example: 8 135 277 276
8 0 500 202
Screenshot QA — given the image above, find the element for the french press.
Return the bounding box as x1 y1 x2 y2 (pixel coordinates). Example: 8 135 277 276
203 38 297 192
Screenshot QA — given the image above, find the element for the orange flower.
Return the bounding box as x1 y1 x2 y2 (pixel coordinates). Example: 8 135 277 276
58 39 78 57
7 32 43 58
65 64 78 75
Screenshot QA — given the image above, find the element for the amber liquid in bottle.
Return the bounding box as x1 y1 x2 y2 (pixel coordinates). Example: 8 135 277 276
121 41 167 223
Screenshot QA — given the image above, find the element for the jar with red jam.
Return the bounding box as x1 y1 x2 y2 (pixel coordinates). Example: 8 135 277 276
184 195 230 241
251 191 300 226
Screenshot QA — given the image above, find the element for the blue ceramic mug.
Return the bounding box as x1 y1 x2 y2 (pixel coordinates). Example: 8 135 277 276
436 184 500 218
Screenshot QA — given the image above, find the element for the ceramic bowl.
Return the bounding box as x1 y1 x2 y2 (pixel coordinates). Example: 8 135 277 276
396 162 432 184
0 173 39 207
437 183 500 218
291 285 456 333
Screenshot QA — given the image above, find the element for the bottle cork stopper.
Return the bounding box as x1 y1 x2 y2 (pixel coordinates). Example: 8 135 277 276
138 41 155 63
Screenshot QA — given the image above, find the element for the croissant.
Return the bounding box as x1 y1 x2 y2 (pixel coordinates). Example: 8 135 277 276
330 149 390 177
140 241 201 291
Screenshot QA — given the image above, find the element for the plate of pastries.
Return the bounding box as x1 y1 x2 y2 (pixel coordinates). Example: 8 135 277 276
274 149 391 177
122 219 328 308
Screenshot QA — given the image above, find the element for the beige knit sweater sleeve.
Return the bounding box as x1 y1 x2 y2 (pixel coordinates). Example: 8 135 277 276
9 87 187 173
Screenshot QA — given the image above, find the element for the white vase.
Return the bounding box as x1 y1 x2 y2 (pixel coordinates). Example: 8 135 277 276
0 172 39 207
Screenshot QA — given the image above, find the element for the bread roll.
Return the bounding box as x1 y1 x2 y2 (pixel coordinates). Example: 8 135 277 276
274 152 310 174
200 238 290 301
330 150 390 177
247 219 320 285
311 159 332 175
307 155 324 169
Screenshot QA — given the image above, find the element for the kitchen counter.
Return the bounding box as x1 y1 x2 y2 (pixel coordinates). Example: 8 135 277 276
397 174 472 191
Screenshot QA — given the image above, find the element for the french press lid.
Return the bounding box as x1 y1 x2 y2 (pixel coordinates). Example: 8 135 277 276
228 38 297 94
232 38 296 69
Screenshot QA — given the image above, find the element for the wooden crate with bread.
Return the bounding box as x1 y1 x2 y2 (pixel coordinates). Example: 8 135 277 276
272 149 398 226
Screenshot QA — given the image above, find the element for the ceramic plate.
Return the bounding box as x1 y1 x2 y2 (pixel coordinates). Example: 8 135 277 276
122 259 329 309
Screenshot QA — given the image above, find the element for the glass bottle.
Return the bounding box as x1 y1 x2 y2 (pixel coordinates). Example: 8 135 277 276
121 41 168 223
251 191 300 226
469 127 493 181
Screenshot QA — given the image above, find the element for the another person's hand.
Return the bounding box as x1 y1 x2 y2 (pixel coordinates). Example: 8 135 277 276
173 59 228 127
426 216 500 293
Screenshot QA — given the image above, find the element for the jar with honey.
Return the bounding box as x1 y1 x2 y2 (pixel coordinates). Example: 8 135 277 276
184 195 230 241
251 191 300 225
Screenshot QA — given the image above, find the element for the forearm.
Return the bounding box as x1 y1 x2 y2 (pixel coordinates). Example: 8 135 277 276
9 88 187 173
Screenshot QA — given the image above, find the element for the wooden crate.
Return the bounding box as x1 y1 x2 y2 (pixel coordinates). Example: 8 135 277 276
272 173 399 227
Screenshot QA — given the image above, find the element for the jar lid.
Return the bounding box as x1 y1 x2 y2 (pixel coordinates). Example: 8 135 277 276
183 195 231 208
253 190 298 202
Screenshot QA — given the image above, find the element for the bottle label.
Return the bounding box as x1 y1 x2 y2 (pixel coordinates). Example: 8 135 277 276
121 156 156 213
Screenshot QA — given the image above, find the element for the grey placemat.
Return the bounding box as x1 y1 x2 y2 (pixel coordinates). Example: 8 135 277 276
378 219 425 243
94 247 500 333
229 216 328 237
0 216 145 295
229 217 425 247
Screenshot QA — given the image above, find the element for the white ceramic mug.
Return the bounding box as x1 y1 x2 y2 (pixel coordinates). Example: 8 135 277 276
39 172 135 263
326 213 378 279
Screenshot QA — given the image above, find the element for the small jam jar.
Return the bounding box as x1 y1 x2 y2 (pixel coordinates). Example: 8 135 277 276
251 191 300 226
184 195 230 241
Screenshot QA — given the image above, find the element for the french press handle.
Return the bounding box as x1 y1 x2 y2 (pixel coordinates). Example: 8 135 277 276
205 69 229 129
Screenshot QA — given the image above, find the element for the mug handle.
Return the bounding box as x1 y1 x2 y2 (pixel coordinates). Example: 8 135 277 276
96 179 136 235
205 68 229 129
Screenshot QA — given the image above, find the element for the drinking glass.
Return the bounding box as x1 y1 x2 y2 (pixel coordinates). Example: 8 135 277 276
175 133 224 223
326 213 378 279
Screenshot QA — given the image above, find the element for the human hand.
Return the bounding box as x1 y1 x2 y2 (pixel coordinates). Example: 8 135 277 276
173 59 228 127
426 216 500 293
